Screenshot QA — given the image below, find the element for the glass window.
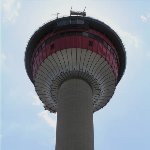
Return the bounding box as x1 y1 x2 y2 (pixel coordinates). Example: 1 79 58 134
103 41 108 48
51 43 54 49
77 19 84 24
57 19 69 26
108 45 111 51
42 42 45 48
71 19 77 24
89 41 93 47
82 32 88 37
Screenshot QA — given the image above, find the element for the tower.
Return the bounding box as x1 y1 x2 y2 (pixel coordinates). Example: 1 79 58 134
25 13 126 150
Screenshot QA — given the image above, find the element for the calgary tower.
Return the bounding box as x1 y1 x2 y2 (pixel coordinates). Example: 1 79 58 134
25 10 126 150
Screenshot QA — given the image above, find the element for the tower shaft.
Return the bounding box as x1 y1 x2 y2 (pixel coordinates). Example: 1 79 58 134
56 79 94 150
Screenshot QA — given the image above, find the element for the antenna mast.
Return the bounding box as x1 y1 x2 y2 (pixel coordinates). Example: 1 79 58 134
70 7 86 17
52 12 60 19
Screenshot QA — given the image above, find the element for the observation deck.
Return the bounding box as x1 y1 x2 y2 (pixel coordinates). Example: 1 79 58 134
25 16 126 113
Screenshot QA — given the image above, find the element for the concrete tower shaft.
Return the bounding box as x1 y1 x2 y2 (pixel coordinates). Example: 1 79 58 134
56 79 93 150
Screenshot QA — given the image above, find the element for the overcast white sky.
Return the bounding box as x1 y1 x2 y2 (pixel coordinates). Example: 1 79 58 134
1 0 150 150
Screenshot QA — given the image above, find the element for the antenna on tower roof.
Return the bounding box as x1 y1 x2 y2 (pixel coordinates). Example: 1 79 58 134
83 6 86 12
70 7 86 17
52 12 60 19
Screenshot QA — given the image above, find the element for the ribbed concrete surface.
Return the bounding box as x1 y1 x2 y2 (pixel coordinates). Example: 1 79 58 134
56 79 94 150
35 48 116 112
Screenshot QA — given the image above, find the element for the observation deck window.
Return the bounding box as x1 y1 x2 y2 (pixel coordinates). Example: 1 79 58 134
108 45 111 51
77 19 84 24
103 41 108 48
70 19 77 24
57 18 84 27
51 43 54 49
57 19 69 26
82 32 88 37
89 41 93 47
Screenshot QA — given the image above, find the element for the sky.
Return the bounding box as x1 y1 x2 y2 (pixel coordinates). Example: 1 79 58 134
1 0 150 150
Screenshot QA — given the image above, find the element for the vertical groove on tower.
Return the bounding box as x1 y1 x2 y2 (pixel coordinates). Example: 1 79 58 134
56 79 94 150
